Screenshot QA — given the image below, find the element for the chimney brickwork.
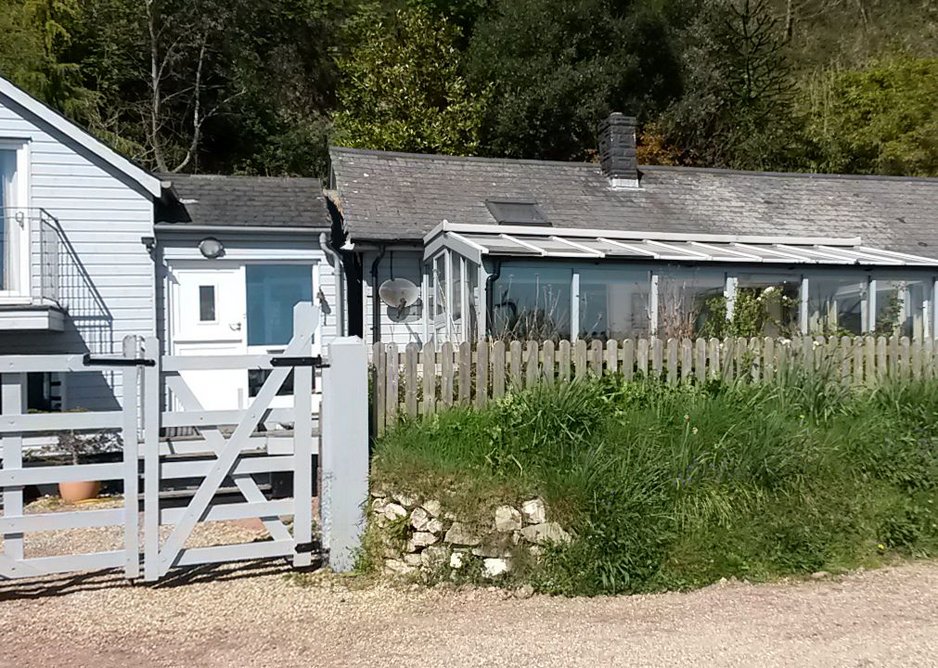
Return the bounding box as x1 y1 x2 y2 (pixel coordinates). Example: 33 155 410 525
598 113 639 188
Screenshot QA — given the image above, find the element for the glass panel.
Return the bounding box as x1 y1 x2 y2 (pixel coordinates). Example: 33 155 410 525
657 268 726 338
198 285 215 322
0 150 17 291
452 255 462 322
808 273 867 336
874 278 929 338
734 272 802 337
433 255 445 318
579 266 651 340
492 263 571 340
246 265 313 346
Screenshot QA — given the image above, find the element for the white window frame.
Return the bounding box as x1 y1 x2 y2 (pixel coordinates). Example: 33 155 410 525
0 138 31 302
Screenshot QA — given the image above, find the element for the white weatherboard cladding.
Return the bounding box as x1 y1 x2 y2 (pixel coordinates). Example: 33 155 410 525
362 249 425 347
0 94 156 411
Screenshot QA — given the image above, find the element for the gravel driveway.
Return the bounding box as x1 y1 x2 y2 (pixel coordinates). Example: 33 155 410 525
1 559 937 667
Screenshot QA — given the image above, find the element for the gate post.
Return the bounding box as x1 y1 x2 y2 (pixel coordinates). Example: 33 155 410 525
320 337 368 572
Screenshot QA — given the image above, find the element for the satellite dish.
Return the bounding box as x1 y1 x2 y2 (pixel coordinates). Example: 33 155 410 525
379 278 420 309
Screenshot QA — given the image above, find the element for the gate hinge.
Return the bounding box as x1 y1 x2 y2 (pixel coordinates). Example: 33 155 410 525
83 353 156 368
294 542 319 554
270 356 329 368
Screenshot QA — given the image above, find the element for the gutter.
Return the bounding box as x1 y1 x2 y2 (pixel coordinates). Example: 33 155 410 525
320 232 346 337
370 245 387 343
154 224 331 233
485 258 503 336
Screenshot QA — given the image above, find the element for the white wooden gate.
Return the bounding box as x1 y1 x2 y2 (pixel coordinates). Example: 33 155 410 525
0 303 368 582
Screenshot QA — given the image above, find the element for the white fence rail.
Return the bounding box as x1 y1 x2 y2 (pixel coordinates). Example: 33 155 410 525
0 303 369 582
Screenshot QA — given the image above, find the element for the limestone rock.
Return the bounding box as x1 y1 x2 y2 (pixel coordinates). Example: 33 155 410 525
494 506 522 532
371 489 388 498
521 498 547 525
371 497 388 514
425 518 444 534
411 531 439 548
444 522 481 546
384 559 415 575
482 558 511 578
421 545 451 569
383 503 408 521
393 493 416 508
520 522 571 545
423 499 442 517
449 552 466 569
811 571 831 580
403 553 423 567
514 584 535 599
410 507 431 531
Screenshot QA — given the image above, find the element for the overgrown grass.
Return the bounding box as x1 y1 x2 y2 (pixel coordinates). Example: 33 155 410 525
372 368 938 596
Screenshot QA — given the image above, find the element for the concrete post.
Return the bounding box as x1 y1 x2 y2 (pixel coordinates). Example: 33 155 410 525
320 337 369 572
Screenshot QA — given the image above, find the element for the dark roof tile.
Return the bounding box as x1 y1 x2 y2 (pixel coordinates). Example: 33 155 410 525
329 147 938 259
158 173 328 229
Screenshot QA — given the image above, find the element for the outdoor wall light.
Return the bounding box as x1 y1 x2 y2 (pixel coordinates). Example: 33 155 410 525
198 237 225 259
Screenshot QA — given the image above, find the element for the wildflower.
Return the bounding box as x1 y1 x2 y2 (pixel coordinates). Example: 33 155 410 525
692 427 698 435
684 414 690 422
877 543 886 552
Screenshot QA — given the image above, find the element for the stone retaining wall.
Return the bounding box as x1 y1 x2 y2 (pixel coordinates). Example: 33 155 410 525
369 491 571 580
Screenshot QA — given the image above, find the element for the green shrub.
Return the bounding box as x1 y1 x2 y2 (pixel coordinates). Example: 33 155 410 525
372 372 938 596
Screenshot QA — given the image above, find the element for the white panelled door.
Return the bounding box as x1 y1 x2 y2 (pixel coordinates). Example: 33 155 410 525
169 261 320 412
169 265 248 410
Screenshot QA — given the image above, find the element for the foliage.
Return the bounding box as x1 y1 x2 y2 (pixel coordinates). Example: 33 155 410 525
702 286 799 338
466 0 683 160
0 0 936 176
333 5 487 155
373 372 938 595
43 430 120 466
657 0 801 170
799 55 938 176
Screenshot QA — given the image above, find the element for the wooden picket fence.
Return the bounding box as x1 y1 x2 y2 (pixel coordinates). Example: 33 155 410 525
371 336 938 434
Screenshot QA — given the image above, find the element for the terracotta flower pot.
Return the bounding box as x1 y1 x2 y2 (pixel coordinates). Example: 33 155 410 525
58 480 101 504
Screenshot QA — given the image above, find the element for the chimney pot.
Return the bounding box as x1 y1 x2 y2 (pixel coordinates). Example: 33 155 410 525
598 112 639 188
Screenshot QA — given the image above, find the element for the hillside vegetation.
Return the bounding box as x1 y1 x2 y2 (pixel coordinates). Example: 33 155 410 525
1 0 935 177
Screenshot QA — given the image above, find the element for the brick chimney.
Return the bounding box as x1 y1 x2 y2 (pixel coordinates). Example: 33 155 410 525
598 113 639 188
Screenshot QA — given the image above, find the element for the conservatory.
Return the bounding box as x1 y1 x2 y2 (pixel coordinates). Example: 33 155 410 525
423 221 938 343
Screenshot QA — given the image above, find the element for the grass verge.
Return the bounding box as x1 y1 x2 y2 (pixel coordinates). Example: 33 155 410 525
371 367 938 595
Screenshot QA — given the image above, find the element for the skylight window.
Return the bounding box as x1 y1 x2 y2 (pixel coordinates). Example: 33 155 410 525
485 198 550 226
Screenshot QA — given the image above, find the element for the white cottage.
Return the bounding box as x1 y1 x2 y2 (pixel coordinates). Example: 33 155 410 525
0 77 161 412
327 114 938 347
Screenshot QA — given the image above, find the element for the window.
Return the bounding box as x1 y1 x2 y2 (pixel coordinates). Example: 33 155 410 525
579 266 651 340
873 278 929 338
198 285 215 322
492 263 571 339
735 272 801 337
485 199 549 226
0 147 24 294
657 268 726 338
246 264 313 346
808 273 867 336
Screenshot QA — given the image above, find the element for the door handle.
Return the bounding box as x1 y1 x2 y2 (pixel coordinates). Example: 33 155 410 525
229 322 242 331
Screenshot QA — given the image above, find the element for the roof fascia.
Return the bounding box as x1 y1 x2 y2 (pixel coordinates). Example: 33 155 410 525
0 77 161 198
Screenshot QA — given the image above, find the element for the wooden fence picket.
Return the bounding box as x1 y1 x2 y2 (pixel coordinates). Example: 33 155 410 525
405 344 418 417
370 335 938 431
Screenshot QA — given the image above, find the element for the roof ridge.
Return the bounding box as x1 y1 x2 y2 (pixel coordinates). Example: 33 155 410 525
330 146 938 185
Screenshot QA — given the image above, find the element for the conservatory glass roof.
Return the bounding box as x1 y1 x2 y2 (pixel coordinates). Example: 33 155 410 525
423 222 938 267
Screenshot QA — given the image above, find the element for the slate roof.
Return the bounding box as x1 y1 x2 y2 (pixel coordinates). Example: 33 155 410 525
329 147 938 260
158 173 329 229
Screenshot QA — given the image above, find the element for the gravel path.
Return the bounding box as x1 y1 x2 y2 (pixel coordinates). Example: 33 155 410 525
2 559 937 667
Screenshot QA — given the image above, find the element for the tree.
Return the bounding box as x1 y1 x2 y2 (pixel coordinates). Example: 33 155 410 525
658 0 799 170
800 55 938 176
466 0 684 161
333 5 486 155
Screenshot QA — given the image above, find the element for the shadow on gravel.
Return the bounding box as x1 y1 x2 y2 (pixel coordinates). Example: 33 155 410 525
0 558 323 601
